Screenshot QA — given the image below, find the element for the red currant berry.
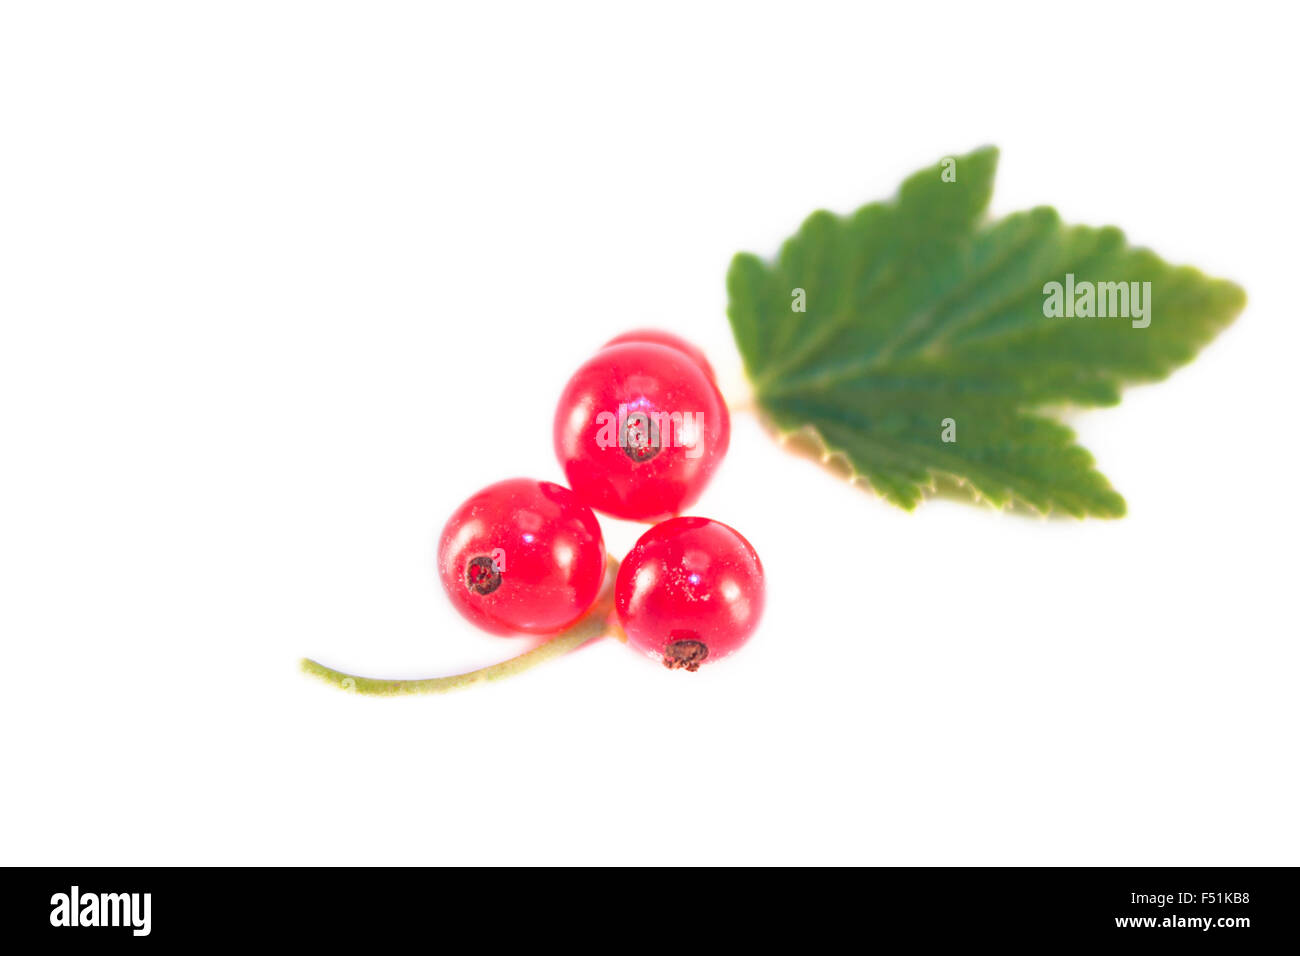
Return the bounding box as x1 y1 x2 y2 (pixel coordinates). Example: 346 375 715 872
438 478 606 636
554 342 730 521
615 517 764 670
601 329 716 383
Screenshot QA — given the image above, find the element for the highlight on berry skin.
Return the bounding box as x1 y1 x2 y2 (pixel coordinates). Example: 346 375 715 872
437 478 606 636
614 516 765 671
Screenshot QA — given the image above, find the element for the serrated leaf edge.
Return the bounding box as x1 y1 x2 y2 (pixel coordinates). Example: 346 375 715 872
766 416 1123 519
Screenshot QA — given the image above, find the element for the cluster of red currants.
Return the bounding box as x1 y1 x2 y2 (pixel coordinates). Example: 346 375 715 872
437 330 764 671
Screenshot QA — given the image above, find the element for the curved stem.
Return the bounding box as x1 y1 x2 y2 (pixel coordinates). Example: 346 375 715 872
301 558 619 696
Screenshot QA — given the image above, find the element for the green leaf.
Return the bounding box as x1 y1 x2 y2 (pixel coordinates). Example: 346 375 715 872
727 147 1245 517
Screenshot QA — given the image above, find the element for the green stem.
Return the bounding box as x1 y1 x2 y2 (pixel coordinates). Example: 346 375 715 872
301 558 619 696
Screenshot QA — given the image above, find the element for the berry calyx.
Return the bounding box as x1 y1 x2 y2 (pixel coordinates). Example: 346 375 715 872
663 637 710 671
437 478 606 635
615 517 765 670
554 342 730 521
601 329 717 383
465 555 503 594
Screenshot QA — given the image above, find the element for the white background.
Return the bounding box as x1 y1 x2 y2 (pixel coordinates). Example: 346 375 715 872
2 2 1296 866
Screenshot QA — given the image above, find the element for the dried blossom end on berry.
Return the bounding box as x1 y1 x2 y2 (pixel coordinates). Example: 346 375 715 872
662 637 709 671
